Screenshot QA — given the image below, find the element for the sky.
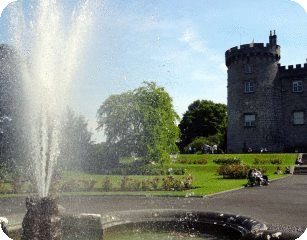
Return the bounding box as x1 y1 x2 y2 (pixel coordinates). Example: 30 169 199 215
0 0 307 143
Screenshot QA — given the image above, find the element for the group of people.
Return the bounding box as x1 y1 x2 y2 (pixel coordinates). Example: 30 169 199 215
247 169 269 186
188 144 218 154
296 158 303 165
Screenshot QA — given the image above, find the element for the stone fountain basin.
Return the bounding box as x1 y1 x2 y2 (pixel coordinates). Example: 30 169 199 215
103 209 265 239
6 209 302 239
103 209 303 240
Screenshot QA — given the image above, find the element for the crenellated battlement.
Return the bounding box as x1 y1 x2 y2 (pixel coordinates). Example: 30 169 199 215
278 63 307 76
225 42 280 67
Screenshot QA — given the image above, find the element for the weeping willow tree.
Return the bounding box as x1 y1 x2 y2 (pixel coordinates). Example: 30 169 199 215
97 82 179 166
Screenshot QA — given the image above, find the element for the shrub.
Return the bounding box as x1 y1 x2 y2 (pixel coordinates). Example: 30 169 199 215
11 178 24 194
141 179 151 191
162 176 184 191
217 164 249 179
109 165 167 176
182 174 194 189
253 159 269 165
166 168 186 175
213 158 241 165
102 176 112 191
0 180 7 194
270 159 282 165
152 177 160 190
60 178 81 192
80 179 97 191
131 179 141 191
194 159 208 164
121 176 131 191
178 157 188 164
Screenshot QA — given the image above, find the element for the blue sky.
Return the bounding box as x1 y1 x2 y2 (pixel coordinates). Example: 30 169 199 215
1 0 307 142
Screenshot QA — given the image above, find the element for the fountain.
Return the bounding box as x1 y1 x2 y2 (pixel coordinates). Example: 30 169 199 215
8 0 95 198
5 0 102 239
0 1 304 240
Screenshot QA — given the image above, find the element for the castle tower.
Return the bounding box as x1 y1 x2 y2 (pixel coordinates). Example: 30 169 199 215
225 32 284 152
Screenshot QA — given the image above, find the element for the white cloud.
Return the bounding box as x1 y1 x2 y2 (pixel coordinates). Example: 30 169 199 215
180 28 208 53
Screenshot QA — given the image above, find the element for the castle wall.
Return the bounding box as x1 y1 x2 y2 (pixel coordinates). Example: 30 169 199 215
226 33 307 153
227 55 283 152
279 64 307 152
226 35 283 153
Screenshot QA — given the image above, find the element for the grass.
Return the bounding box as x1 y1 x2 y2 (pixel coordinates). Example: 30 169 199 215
0 153 298 198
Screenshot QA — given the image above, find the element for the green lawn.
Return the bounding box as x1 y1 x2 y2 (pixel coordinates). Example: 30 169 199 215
0 153 298 198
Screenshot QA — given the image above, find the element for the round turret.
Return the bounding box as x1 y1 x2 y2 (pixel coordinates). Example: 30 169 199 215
226 32 284 153
225 42 280 67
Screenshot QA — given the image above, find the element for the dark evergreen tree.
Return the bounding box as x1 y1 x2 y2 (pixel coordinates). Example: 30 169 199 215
178 100 227 153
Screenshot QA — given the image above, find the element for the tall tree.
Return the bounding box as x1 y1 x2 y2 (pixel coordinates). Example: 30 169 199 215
97 82 179 165
0 44 25 169
178 100 227 152
58 108 93 171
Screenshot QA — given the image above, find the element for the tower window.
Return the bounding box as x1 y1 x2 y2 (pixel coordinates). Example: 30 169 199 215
244 64 253 74
244 81 254 93
292 81 303 92
293 111 304 125
244 114 256 126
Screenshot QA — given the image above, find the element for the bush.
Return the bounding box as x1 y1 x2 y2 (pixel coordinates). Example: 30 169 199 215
129 179 140 191
162 176 184 191
166 168 186 175
217 164 249 179
102 177 112 191
108 165 169 176
80 179 97 191
141 179 151 191
213 158 241 165
0 180 7 194
253 159 269 165
60 178 81 192
11 178 24 194
270 159 282 165
194 159 208 164
182 174 194 189
162 175 194 191
152 177 160 190
121 176 131 191
177 157 208 165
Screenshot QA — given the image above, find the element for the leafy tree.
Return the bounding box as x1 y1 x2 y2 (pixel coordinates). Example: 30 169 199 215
97 82 179 165
58 108 93 171
0 44 25 170
178 100 227 153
